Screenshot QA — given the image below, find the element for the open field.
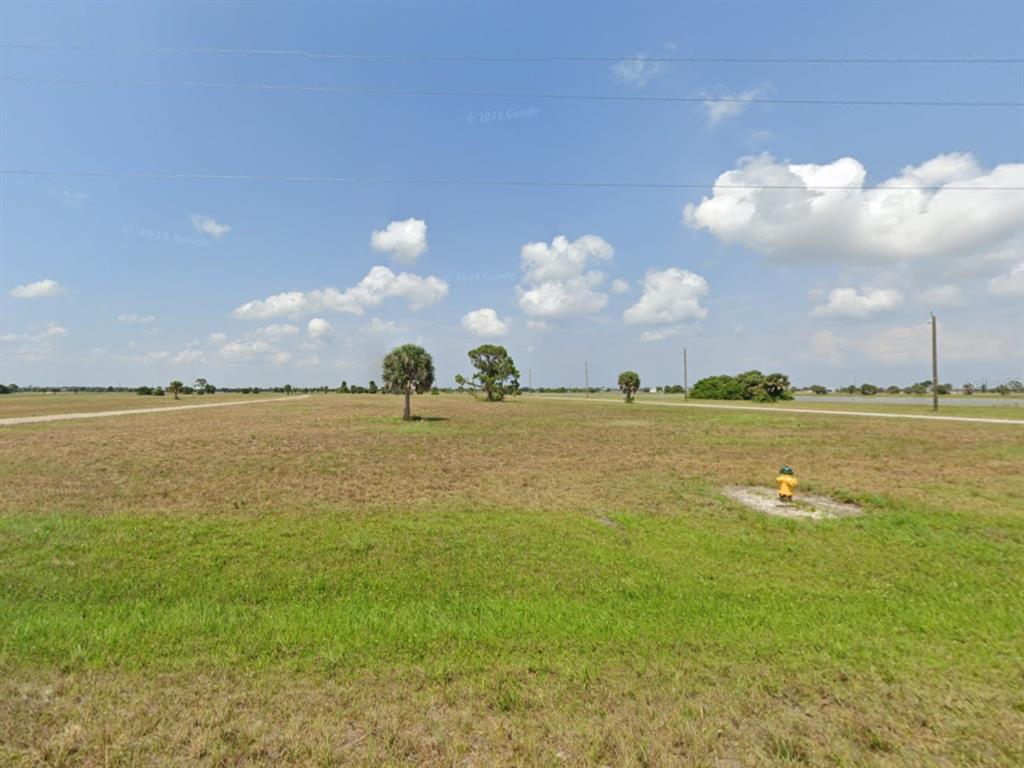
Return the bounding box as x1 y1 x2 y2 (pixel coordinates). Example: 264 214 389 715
537 391 1024 421
0 391 286 419
1 394 1022 766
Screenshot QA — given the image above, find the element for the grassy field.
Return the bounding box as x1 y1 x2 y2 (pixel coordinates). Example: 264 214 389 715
0 391 284 418
535 391 1024 421
1 393 1022 766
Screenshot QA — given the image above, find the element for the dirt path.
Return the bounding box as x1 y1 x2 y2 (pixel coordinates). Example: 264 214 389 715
533 395 1024 426
723 485 862 520
0 395 311 427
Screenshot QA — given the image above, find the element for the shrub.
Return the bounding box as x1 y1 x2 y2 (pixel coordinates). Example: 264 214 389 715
690 375 746 400
691 371 792 402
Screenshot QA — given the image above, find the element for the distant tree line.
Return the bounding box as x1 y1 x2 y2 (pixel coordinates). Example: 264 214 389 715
799 380 1024 396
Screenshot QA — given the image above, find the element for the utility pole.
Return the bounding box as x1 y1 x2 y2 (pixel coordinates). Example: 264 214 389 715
683 347 688 400
584 361 589 397
931 313 939 412
528 368 532 391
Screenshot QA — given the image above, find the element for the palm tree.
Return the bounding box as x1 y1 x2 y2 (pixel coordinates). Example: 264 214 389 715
168 380 184 400
618 371 641 403
382 344 435 420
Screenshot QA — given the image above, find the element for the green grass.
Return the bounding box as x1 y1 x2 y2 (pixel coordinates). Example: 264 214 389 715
2 503 1021 678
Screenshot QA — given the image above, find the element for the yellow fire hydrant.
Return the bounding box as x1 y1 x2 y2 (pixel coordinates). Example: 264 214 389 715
775 465 798 502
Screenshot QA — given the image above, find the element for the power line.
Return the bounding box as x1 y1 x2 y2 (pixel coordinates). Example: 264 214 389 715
3 75 1021 108
2 168 1021 192
3 43 1022 65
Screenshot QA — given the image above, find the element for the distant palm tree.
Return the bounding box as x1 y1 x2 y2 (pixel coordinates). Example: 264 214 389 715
168 380 184 400
382 344 435 420
618 371 641 403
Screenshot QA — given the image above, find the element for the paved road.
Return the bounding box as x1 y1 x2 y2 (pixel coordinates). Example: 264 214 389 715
533 396 1024 426
0 395 311 427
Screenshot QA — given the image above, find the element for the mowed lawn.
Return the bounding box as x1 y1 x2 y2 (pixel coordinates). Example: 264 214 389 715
1 394 1022 766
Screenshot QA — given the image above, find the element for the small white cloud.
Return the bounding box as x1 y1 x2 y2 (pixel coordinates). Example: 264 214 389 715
219 339 274 361
611 53 665 87
209 331 228 344
1 321 67 343
623 268 709 325
988 262 1024 297
808 330 847 365
462 308 510 337
296 355 320 367
701 88 765 128
253 323 299 340
117 313 157 324
173 347 206 364
190 214 231 239
10 278 64 299
307 317 333 340
811 287 904 318
2 322 68 360
270 351 292 366
232 266 448 319
363 318 408 334
610 278 630 294
370 218 428 264
526 320 549 332
640 326 689 342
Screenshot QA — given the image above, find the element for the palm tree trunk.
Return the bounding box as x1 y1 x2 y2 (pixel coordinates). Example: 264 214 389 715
403 389 411 421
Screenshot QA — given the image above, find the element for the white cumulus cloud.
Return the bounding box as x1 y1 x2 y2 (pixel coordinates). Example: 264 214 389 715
610 278 631 294
684 153 1024 266
517 235 613 318
623 268 709 325
232 266 449 319
10 278 64 299
191 214 231 239
811 287 904 318
370 218 428 264
462 308 510 337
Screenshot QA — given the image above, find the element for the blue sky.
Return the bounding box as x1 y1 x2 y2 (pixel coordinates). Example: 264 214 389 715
2 0 1022 389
